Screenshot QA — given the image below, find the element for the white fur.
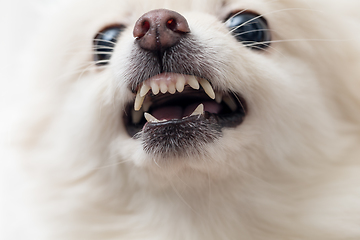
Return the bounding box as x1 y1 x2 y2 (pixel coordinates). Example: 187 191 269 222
2 0 360 239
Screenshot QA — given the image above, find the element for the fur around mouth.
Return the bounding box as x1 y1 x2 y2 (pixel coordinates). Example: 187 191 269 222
123 73 247 138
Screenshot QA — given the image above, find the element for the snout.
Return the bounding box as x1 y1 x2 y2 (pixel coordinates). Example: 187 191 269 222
133 9 191 52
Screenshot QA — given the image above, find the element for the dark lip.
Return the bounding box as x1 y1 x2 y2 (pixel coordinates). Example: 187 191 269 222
141 109 245 133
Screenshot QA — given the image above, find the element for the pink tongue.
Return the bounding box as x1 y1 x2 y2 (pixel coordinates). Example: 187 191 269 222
152 102 222 121
152 106 183 120
183 101 222 116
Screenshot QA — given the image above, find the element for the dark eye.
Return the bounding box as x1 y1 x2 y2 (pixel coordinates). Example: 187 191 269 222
226 12 271 50
93 25 125 66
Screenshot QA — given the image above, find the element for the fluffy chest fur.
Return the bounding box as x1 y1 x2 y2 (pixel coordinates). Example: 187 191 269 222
2 0 360 239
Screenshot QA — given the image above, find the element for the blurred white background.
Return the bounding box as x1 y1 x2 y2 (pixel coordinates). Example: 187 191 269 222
0 1 57 238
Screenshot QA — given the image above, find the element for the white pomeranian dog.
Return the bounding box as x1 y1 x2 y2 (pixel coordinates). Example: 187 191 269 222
2 0 360 239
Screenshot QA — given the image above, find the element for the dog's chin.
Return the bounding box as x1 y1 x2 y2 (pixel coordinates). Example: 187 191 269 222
122 121 226 178
124 143 235 188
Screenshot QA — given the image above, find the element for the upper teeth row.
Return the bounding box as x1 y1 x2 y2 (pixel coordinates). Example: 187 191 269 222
134 75 216 111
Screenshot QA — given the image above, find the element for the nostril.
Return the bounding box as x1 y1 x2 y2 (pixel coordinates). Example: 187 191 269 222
142 21 150 35
166 18 177 32
166 17 191 34
134 20 151 39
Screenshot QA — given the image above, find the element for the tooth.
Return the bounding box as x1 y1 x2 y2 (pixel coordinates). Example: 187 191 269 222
199 78 215 99
168 83 176 94
143 101 152 112
160 82 168 94
150 81 160 95
190 104 204 116
134 90 145 111
223 95 237 111
176 76 185 92
215 92 223 104
140 84 151 97
132 109 143 124
187 76 200 90
144 112 160 123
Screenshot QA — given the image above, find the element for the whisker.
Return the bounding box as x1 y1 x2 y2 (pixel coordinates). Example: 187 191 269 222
205 162 212 218
227 8 324 36
94 50 114 55
251 43 287 58
94 38 117 45
232 92 246 114
50 62 97 82
93 46 116 50
94 60 111 65
153 158 162 168
232 28 275 38
95 159 134 169
169 179 201 216
46 50 114 58
223 8 249 25
244 37 358 47
75 61 98 82
223 0 284 28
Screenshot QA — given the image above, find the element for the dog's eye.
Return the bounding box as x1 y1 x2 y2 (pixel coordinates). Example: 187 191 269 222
225 12 271 50
93 25 125 66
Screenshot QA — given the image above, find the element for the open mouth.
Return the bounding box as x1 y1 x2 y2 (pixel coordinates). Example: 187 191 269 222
123 73 247 138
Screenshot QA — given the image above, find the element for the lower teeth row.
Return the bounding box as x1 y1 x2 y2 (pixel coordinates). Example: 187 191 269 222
133 104 205 124
131 93 238 125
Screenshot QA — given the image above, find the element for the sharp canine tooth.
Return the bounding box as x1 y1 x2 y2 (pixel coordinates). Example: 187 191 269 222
199 78 215 99
160 82 168 94
168 83 176 94
188 76 200 90
134 90 145 111
190 104 204 116
215 92 223 104
223 95 237 111
150 82 160 95
132 109 143 124
140 84 151 97
144 113 160 123
176 76 185 92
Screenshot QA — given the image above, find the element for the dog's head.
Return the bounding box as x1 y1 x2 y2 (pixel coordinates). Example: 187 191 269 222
22 0 359 188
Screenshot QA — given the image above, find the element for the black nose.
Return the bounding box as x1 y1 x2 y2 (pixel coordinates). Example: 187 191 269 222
133 9 190 52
